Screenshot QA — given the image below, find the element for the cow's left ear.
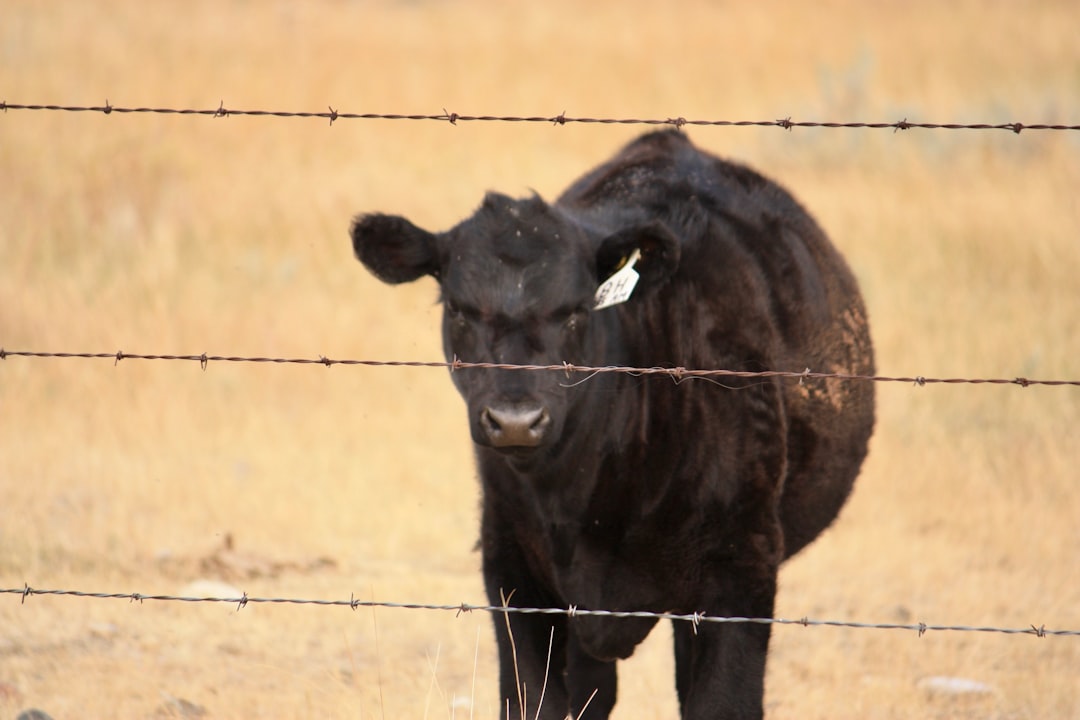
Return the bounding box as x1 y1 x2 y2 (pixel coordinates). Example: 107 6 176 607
595 221 681 294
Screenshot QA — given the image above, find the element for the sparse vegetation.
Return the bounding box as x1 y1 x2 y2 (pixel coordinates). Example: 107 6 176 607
1 1 1078 718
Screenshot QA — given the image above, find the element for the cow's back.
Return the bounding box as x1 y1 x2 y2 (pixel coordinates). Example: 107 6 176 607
559 130 875 557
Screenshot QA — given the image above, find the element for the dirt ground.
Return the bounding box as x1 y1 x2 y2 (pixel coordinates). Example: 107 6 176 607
2 1 1078 718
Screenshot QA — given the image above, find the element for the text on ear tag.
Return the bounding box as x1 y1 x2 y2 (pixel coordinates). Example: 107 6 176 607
594 249 641 310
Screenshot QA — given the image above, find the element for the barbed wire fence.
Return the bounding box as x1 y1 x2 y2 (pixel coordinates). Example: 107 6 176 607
4 100 1080 133
4 586 1078 638
4 348 1079 639
3 349 1080 388
4 103 1079 648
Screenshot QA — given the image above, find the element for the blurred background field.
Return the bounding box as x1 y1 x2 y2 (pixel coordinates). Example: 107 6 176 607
1 1 1078 718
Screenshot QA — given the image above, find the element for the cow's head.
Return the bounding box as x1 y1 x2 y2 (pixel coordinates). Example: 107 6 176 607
351 192 679 455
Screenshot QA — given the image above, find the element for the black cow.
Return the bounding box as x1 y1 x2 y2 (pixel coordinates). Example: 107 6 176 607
350 130 875 720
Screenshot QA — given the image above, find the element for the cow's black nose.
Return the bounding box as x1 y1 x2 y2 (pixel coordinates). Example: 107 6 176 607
480 404 551 448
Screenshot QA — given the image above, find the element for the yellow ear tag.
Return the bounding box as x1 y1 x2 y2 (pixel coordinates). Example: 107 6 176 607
594 249 641 310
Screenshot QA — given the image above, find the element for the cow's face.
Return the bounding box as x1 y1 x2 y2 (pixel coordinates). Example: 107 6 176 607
352 192 678 455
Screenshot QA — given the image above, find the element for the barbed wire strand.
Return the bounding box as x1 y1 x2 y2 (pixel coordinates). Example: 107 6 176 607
2 348 1078 388
2 102 1078 133
4 587 1075 638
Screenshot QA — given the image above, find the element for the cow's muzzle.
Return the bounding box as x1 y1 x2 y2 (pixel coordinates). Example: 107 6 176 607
479 402 551 448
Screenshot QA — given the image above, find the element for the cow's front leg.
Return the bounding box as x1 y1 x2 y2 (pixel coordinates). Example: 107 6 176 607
482 528 573 718
671 565 778 720
673 619 772 719
565 624 617 719
489 604 570 720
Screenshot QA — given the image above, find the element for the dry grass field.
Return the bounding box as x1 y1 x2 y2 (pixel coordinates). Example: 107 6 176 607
2 1 1079 718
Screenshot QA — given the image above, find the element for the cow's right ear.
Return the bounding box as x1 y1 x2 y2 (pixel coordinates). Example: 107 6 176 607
595 220 681 293
351 213 441 284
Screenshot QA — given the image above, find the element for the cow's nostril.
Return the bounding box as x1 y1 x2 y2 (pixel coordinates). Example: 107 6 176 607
481 404 550 448
530 408 551 434
480 407 501 435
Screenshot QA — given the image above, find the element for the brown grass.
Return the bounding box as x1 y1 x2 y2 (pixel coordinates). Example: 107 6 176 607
2 1 1079 718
